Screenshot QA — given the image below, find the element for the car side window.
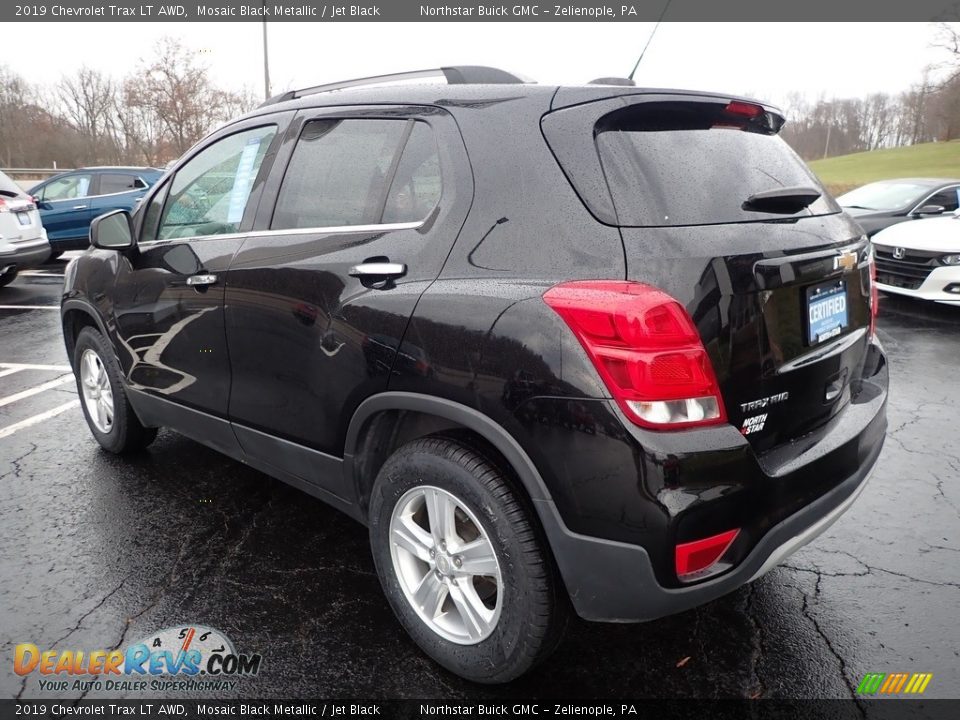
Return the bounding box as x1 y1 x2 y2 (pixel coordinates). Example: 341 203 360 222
382 122 442 224
99 173 141 195
155 125 276 240
271 118 441 230
925 188 960 212
42 174 93 201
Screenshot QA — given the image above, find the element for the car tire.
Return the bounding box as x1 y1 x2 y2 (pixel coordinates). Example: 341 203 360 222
0 267 18 288
47 250 64 262
73 326 158 453
369 436 567 683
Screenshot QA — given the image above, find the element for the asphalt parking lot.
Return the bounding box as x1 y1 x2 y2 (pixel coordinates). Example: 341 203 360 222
1 259 958 700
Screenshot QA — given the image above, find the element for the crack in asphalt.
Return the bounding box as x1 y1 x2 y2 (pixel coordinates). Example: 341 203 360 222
798 572 865 715
1 442 38 482
743 582 766 699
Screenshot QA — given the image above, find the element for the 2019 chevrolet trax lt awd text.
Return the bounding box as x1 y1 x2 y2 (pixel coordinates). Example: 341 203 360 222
61 67 888 683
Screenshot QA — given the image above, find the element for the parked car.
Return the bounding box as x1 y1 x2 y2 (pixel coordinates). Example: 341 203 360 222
31 166 162 258
0 170 50 287
837 177 960 236
60 67 888 683
872 209 960 305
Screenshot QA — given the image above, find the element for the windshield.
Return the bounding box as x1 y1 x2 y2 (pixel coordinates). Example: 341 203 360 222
836 181 932 211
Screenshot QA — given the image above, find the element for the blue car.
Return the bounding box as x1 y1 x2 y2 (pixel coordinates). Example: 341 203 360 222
31 166 163 257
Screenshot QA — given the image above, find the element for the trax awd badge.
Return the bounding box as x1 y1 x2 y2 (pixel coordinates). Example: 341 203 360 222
739 392 789 435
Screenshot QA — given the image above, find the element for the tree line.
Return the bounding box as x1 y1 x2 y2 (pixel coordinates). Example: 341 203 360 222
3 27 960 170
0 38 254 170
781 24 960 159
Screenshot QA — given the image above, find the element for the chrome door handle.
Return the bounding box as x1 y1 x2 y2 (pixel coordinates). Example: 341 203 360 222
186 273 218 287
349 262 406 279
72 204 88 210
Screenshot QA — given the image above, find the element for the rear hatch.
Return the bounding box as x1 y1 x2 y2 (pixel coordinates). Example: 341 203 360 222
543 93 873 452
0 174 44 245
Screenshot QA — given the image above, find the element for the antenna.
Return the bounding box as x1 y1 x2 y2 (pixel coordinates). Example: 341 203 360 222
627 0 672 81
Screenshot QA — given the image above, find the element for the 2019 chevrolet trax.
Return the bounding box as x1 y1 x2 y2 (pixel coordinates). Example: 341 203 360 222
61 67 888 683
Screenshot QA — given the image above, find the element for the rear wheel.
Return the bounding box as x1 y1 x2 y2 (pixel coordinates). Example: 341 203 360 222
73 326 157 453
47 250 64 262
369 437 567 683
0 267 18 288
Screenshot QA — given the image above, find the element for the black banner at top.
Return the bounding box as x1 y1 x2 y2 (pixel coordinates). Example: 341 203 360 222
4 0 960 22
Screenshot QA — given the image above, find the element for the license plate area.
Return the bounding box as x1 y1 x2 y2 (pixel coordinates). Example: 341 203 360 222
15 212 31 227
806 279 848 345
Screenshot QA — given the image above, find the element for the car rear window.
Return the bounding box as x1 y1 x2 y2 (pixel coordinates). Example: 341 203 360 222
594 102 836 227
0 171 23 197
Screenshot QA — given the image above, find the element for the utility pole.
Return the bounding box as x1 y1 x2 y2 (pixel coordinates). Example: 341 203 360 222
823 124 832 159
262 3 271 100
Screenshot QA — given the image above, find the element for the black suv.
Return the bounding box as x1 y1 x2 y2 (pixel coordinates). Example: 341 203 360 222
61 67 888 683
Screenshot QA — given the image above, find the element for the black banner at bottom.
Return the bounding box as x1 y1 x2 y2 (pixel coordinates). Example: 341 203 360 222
2 700 959 720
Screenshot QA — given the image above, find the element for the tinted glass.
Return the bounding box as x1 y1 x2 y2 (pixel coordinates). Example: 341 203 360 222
382 122 442 224
925 188 960 212
99 173 141 194
595 103 834 227
836 181 933 211
272 119 436 230
157 125 276 240
42 174 93 201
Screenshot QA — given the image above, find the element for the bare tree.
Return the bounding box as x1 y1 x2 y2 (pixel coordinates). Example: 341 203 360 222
57 67 121 164
134 37 254 157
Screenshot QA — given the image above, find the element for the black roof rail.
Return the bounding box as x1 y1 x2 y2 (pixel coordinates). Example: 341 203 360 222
258 66 530 108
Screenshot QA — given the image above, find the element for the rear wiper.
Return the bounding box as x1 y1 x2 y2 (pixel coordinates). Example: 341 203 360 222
742 186 821 214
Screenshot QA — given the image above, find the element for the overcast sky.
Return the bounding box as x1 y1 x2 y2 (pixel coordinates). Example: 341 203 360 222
3 22 953 109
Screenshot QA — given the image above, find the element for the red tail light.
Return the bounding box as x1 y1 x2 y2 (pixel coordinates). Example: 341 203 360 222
543 281 727 430
676 528 740 580
0 198 8 213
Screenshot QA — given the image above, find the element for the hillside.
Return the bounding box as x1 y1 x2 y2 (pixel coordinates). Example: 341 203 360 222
808 140 960 196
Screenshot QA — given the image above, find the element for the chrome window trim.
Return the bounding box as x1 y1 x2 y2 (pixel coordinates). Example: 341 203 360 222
38 174 150 202
138 220 423 247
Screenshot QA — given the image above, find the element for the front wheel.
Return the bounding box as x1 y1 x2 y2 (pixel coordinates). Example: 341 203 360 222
369 437 567 683
0 267 18 288
73 326 158 453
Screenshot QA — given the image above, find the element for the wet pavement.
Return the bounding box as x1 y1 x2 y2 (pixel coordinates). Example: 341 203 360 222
1 259 958 700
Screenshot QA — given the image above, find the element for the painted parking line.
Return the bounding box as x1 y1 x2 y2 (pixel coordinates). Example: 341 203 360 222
19 272 65 278
0 399 80 440
0 305 60 310
0 363 72 372
0 375 74 408
0 368 23 379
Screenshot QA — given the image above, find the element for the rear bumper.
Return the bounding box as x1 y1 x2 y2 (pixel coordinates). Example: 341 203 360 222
0 239 52 272
527 342 888 622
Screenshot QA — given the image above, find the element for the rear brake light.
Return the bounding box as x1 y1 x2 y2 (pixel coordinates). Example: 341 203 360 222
676 528 740 580
0 198 8 213
543 281 727 430
725 101 764 118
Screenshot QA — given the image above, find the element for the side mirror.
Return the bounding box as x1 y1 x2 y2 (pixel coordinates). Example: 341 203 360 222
913 204 945 217
90 210 135 250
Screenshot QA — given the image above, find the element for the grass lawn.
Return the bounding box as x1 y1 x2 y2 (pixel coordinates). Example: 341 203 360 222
808 140 960 196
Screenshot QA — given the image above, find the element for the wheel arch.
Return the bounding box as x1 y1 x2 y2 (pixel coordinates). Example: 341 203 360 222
344 393 555 519
61 300 110 369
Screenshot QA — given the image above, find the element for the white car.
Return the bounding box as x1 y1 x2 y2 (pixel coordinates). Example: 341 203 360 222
0 170 50 288
872 209 960 306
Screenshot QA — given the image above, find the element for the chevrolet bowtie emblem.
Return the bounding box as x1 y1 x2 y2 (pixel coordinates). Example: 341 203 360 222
834 250 858 271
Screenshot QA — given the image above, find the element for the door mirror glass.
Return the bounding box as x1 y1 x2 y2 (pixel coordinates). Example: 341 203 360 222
914 204 945 216
90 210 134 250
